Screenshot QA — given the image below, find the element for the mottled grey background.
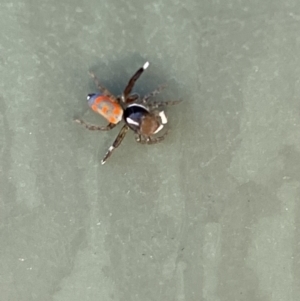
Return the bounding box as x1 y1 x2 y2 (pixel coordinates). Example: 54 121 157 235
1 0 300 300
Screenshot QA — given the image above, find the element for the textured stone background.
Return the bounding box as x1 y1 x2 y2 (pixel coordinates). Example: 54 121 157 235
0 0 300 300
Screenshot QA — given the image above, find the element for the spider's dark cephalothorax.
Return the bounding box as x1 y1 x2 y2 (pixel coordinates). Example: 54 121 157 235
75 61 181 164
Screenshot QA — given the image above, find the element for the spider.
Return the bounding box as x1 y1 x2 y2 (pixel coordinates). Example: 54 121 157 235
75 61 181 164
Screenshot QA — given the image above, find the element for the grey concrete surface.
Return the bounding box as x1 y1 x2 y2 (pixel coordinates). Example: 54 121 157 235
0 0 300 300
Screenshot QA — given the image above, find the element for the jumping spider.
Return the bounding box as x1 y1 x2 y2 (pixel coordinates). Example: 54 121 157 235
75 62 181 164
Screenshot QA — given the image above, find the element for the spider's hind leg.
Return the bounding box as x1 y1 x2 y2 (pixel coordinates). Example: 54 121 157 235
89 71 118 102
74 119 117 131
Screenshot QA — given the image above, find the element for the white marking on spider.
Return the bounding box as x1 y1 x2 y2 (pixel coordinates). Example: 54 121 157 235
127 103 149 111
154 124 164 134
101 147 115 165
143 61 150 70
159 111 168 124
126 117 139 126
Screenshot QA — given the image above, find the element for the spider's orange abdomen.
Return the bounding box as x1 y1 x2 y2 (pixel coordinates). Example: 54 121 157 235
87 93 123 124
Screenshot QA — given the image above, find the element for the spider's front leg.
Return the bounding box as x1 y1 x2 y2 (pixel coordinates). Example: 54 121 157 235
142 84 167 104
101 124 129 164
135 130 169 145
147 99 182 109
74 119 117 131
142 84 182 107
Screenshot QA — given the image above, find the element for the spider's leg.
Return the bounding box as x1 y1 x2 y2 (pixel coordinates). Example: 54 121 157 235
74 119 117 131
125 93 140 104
89 71 118 102
135 131 169 145
101 124 129 164
147 99 182 109
122 62 149 103
142 84 167 104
